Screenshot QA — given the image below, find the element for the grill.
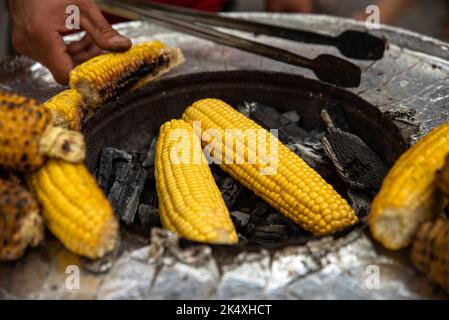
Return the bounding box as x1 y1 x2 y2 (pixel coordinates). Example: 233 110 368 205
1 14 449 299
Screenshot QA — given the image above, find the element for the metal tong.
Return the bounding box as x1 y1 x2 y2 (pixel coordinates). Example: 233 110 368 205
96 0 385 88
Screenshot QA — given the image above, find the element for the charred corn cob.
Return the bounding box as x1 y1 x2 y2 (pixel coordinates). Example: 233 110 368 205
182 99 358 235
69 41 185 110
370 122 449 250
27 160 119 259
43 89 85 131
411 218 449 291
0 91 85 172
0 178 44 261
155 119 238 244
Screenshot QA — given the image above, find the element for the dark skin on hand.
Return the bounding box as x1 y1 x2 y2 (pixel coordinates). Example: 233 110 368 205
7 0 132 84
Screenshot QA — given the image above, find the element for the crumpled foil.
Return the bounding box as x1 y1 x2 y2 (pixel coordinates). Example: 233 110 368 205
1 14 449 299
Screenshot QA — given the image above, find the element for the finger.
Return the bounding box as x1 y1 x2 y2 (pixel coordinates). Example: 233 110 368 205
36 32 74 84
71 44 104 65
80 3 131 52
66 34 93 54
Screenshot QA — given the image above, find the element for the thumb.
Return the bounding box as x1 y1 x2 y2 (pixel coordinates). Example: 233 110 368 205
80 4 131 52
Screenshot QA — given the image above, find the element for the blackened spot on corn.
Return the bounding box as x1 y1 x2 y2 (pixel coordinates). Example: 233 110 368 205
24 164 31 171
3 236 8 246
24 140 30 146
21 153 28 163
16 199 28 209
62 140 71 154
36 111 42 118
4 139 9 146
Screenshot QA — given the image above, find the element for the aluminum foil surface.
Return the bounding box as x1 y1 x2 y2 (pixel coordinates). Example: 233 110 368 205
1 14 449 299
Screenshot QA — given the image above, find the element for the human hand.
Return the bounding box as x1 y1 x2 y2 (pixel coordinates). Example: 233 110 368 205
267 0 314 13
8 0 132 84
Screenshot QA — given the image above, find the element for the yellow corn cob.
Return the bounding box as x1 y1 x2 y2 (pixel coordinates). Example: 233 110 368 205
155 119 238 244
411 218 449 291
370 122 449 250
69 41 185 110
27 160 119 259
0 91 86 172
0 178 44 261
43 89 85 131
182 99 358 235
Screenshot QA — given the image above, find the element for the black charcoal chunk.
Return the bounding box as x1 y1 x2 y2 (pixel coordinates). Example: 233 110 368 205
138 204 161 227
322 127 388 197
282 110 300 123
219 177 243 208
252 225 288 241
107 154 148 225
320 101 351 132
252 201 271 217
142 135 158 168
97 147 133 194
347 189 371 218
231 211 250 228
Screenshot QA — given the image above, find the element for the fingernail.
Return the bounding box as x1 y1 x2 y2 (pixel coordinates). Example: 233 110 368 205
110 35 130 45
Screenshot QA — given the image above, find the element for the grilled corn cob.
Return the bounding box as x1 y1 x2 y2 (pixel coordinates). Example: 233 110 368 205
155 119 238 244
43 89 85 131
411 218 449 291
27 160 119 259
69 41 185 110
182 99 358 235
0 178 44 261
370 122 449 250
0 91 85 171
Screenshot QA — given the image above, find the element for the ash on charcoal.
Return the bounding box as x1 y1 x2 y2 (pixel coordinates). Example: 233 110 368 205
219 177 244 208
321 101 351 132
138 204 161 227
282 110 300 123
321 127 388 197
230 211 250 229
245 102 331 176
98 148 149 225
385 106 418 126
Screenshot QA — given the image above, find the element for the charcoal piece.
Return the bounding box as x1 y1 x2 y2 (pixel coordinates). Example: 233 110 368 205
320 101 351 132
142 135 158 168
251 225 288 241
347 189 371 218
230 211 250 228
252 201 271 217
219 177 243 208
237 103 251 118
138 204 161 227
247 102 291 129
97 147 133 194
322 127 388 197
108 161 148 225
282 110 300 123
385 107 417 126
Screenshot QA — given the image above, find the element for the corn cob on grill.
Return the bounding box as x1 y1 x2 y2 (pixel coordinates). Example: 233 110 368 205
370 122 449 250
182 99 358 235
411 218 449 291
27 160 119 259
43 89 85 131
0 178 44 262
0 91 86 172
155 119 238 244
69 41 185 110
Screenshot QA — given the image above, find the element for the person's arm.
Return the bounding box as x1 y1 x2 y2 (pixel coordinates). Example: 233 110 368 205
7 0 132 84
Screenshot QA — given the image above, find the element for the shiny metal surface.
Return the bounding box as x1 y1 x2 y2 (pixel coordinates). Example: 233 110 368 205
1 14 449 299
